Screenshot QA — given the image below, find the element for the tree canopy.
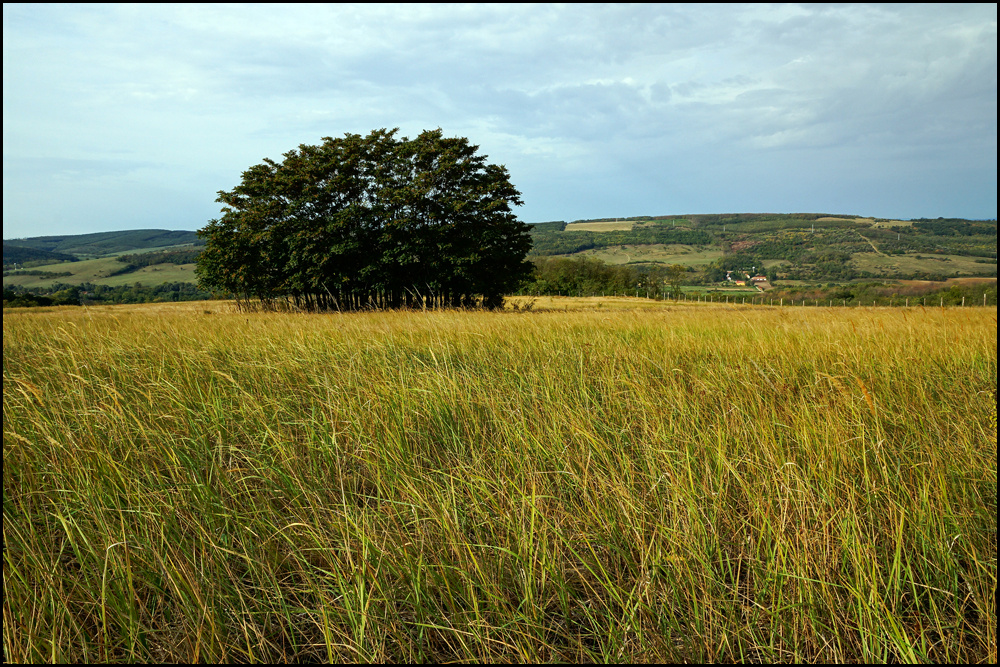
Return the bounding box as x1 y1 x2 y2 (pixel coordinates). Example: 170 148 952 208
196 129 532 310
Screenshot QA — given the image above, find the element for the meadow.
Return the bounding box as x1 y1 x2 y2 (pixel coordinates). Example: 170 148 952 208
578 243 723 268
850 253 995 278
3 300 996 662
3 257 197 290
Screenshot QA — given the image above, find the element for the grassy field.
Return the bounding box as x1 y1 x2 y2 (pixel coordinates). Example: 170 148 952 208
564 221 636 232
3 258 198 289
851 252 996 277
3 300 996 662
578 244 722 267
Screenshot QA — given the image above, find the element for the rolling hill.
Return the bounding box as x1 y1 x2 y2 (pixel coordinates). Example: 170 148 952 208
4 215 996 299
3 229 201 260
2 243 79 266
528 213 997 282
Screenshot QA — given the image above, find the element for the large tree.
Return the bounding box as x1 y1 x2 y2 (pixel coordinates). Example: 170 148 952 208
197 129 532 310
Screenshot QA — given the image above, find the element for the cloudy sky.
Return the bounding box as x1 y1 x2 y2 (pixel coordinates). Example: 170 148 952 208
3 4 997 239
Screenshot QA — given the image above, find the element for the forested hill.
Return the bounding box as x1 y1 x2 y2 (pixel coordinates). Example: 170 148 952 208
3 229 201 261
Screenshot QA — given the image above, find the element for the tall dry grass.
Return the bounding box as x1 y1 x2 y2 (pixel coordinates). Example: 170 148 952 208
3 301 996 662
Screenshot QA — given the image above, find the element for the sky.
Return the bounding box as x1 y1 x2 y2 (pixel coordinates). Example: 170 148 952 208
3 4 997 239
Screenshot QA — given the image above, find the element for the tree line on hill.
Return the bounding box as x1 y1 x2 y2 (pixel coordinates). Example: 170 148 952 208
2 269 74 279
3 287 83 308
108 248 203 276
2 243 78 268
910 219 998 236
527 226 712 256
690 213 858 225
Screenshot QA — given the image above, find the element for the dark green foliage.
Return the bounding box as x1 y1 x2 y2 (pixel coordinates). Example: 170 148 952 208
3 286 80 307
1 269 73 278
197 129 532 311
2 243 78 267
529 221 567 232
703 263 727 283
911 218 998 236
716 252 763 271
528 228 711 256
4 282 217 306
690 213 859 228
116 248 202 267
519 256 675 296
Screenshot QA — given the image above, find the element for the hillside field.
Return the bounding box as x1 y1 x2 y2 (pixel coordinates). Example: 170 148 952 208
578 243 723 267
3 300 996 662
564 220 636 232
3 256 197 289
850 252 995 276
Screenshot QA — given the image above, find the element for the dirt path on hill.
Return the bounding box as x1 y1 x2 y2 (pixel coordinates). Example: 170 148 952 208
856 232 887 256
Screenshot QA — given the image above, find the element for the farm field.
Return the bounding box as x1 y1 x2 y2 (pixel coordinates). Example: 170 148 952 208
851 252 997 277
3 300 997 662
3 258 198 289
577 243 722 267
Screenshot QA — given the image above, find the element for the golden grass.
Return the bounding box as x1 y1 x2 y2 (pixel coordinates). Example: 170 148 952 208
4 301 996 662
506 294 671 310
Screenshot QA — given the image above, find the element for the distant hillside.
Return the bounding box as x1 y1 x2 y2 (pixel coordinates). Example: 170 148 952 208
527 213 997 282
4 217 996 293
3 229 202 259
2 243 78 267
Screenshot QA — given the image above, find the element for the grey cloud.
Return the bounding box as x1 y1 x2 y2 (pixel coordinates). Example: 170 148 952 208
3 4 995 237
